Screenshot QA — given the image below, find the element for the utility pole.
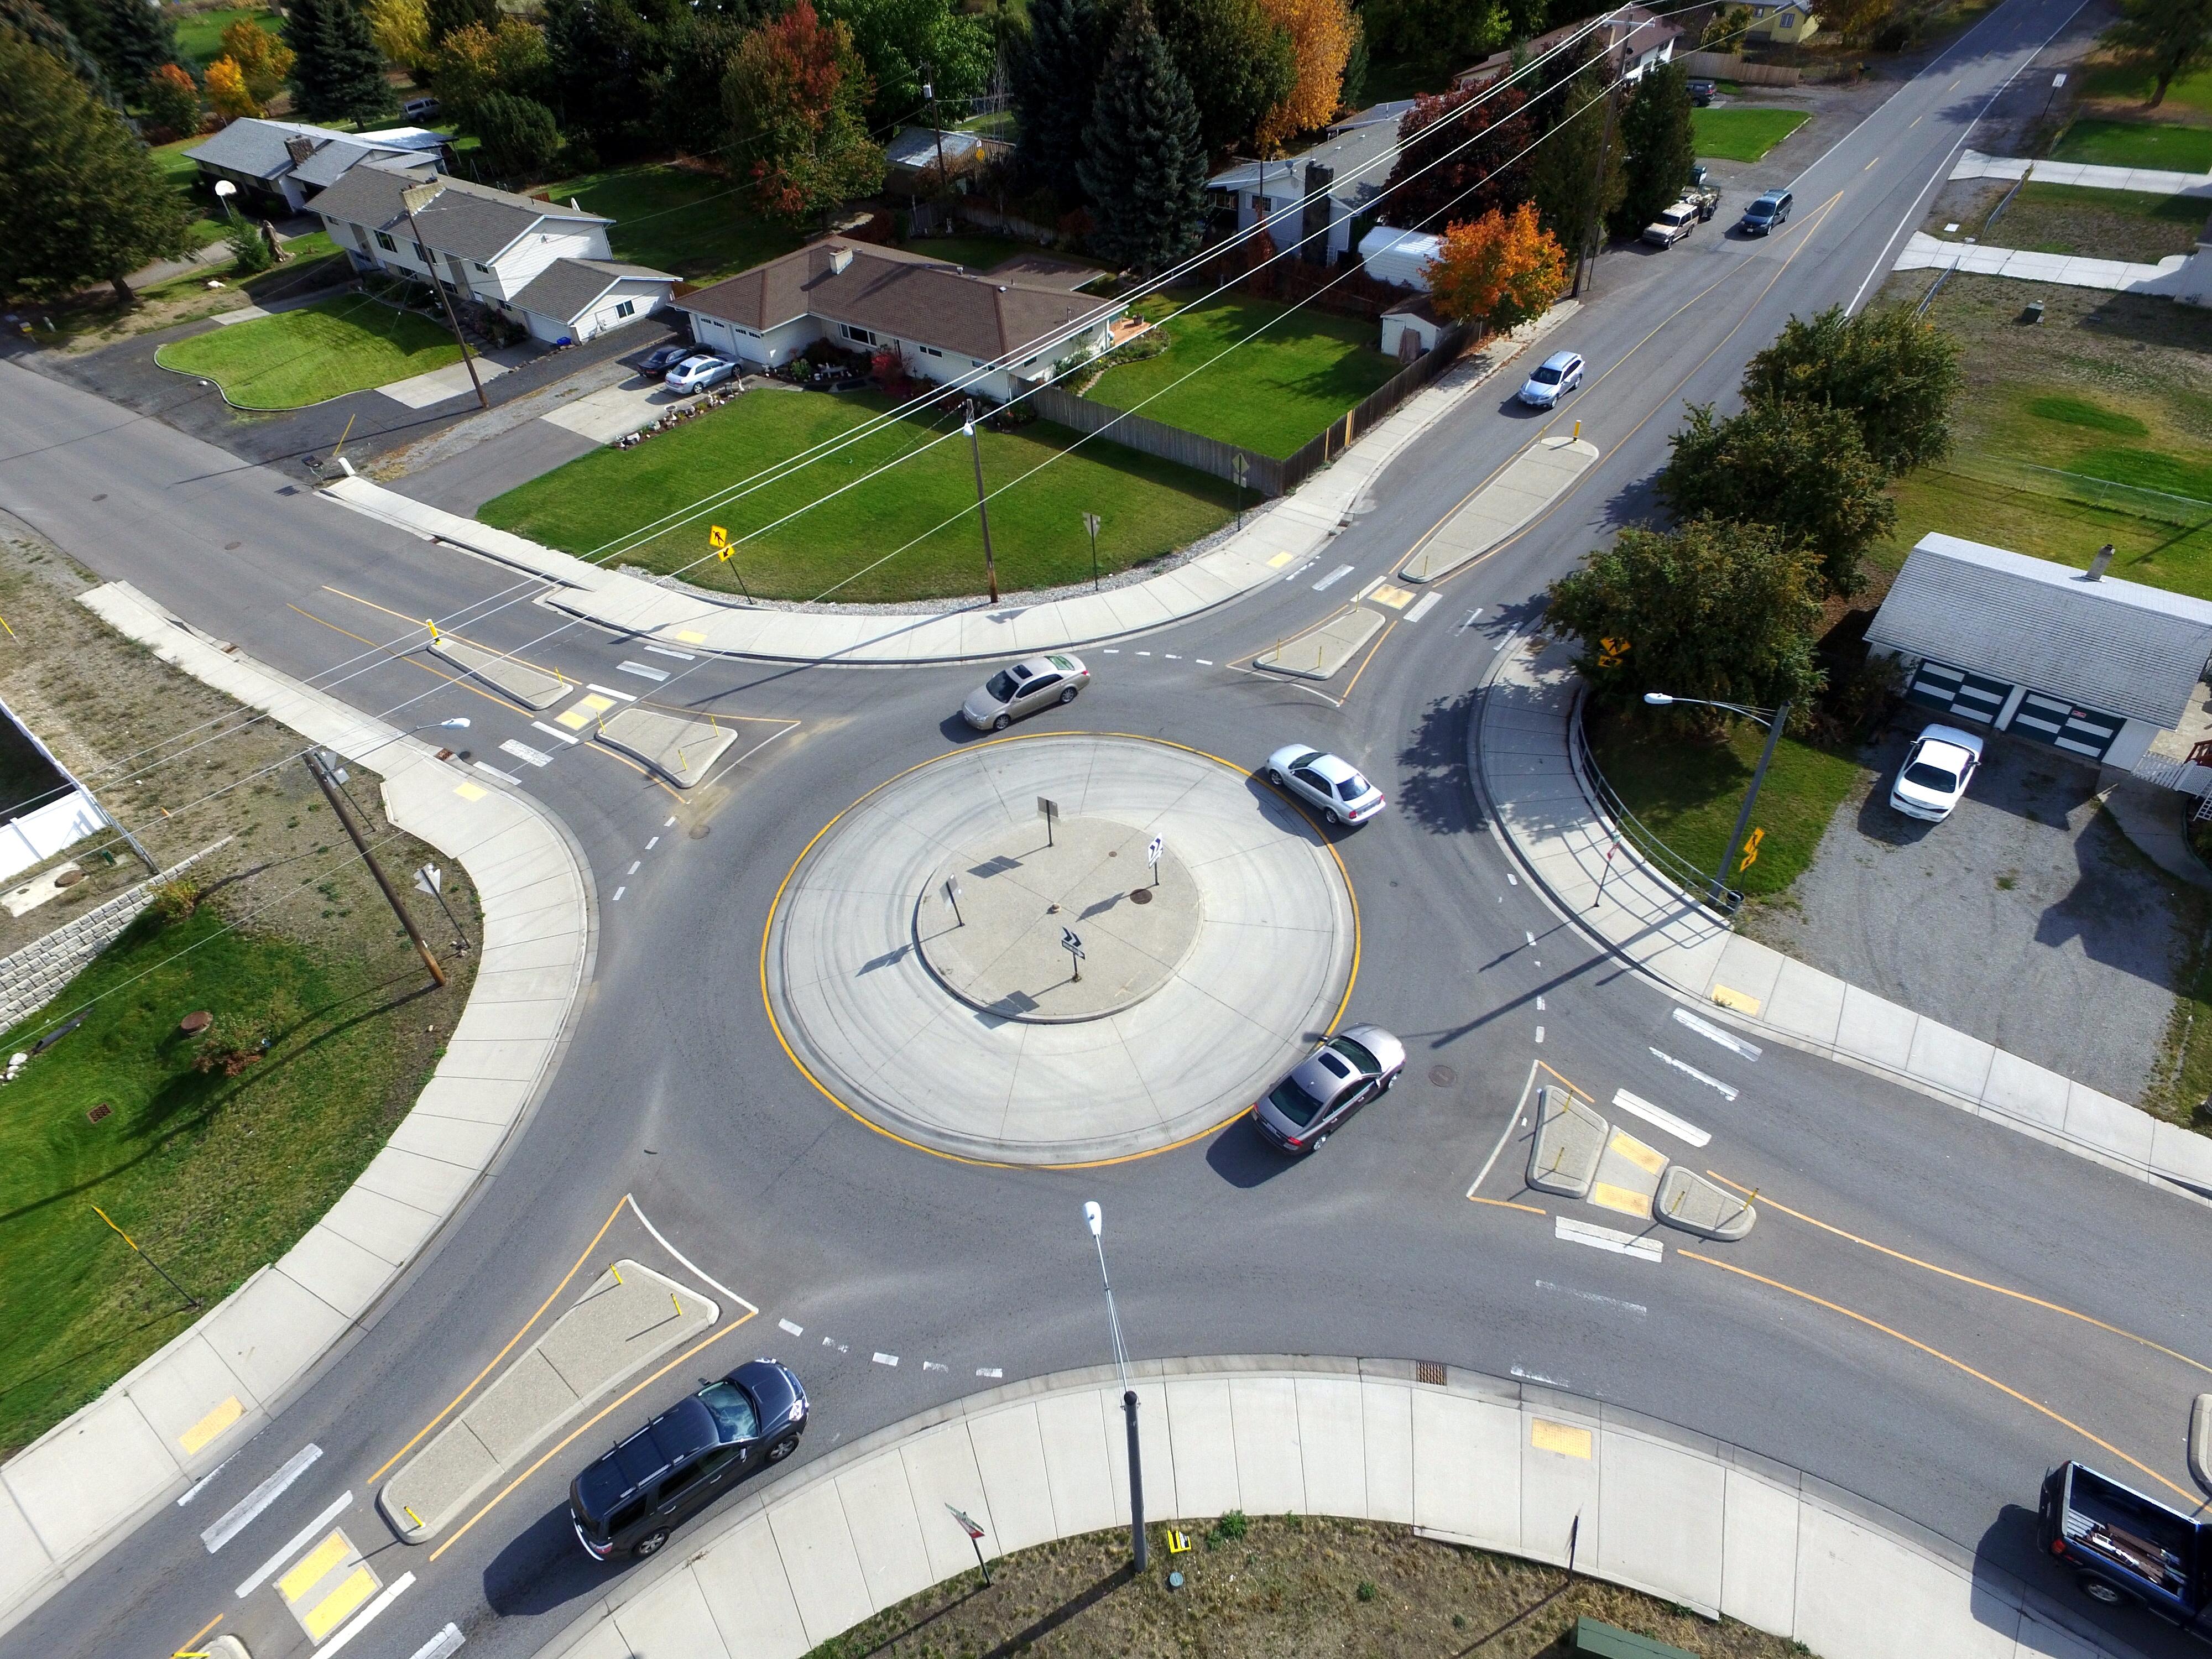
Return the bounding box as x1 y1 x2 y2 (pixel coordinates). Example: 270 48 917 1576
304 749 447 987
964 400 1000 602
923 63 951 204
400 180 488 410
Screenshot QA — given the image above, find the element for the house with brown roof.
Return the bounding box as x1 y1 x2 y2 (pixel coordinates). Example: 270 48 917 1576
671 239 1120 404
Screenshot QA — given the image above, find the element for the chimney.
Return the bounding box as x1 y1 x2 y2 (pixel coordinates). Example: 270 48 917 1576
2086 543 2115 581
284 135 317 164
830 246 854 274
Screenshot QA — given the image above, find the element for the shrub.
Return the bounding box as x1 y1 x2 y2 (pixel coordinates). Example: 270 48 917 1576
142 64 202 142
1355 1578 1378 1601
472 90 562 180
151 880 201 924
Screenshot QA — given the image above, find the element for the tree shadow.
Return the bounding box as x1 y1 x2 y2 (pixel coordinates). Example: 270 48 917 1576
1396 688 1477 836
978 1563 1134 1657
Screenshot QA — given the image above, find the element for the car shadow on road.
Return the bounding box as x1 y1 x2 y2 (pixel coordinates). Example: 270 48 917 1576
1205 1116 1296 1187
483 1499 606 1617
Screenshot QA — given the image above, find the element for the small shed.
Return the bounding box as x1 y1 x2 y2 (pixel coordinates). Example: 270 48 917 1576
1359 225 1442 290
1380 295 1446 361
1866 532 2212 770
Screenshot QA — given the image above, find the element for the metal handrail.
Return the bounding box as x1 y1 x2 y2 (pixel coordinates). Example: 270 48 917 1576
1567 688 1743 916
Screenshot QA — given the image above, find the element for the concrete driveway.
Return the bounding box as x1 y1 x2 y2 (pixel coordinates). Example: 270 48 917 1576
1744 721 2202 1104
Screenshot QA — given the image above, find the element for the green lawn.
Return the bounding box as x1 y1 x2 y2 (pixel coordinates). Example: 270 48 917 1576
155 295 461 408
1692 106 1809 163
175 2 280 69
479 389 1235 603
1084 291 1400 459
894 234 1092 275
1992 182 2208 263
1585 703 1864 900
152 137 227 252
2051 117 2212 171
2076 57 2212 121
538 163 804 282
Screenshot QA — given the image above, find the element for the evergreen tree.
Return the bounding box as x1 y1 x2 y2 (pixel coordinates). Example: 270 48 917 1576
472 88 562 177
0 28 189 302
1078 0 1207 272
286 0 395 123
1526 42 1620 259
0 0 118 102
424 0 495 45
1011 0 1103 204
1152 0 1293 157
1609 61 1694 237
94 0 176 86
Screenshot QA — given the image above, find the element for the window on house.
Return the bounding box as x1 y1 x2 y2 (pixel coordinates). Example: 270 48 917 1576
614 299 635 318
413 242 431 264
1781 10 1796 22
919 345 942 357
842 324 875 346
375 231 397 252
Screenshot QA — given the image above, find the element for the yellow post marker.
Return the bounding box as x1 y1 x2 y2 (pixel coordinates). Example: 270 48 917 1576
426 618 440 643
404 1505 424 1528
1573 418 1582 441
0 614 15 639
611 1264 622 1285
672 1292 682 1317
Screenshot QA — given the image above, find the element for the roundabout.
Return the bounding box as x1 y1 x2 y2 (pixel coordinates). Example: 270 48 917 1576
763 733 1359 1164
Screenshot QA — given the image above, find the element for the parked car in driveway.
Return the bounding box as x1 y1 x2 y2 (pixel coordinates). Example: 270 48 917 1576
1251 1025 1407 1152
665 353 736 394
1889 723 1984 822
640 343 692 376
1265 745 1385 826
1516 349 1584 408
569 1360 808 1561
962 654 1089 730
1642 202 1701 247
1739 189 1793 235
1687 77 1716 105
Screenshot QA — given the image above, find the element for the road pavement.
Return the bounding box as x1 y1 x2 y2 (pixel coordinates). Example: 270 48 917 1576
11 2 2209 1655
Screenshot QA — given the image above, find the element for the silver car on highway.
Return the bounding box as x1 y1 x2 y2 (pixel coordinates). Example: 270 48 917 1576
1265 744 1385 826
962 653 1089 730
1250 1025 1407 1152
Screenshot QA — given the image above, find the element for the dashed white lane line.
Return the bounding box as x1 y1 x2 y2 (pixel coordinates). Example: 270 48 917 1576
1281 557 1317 583
778 1318 804 1335
1535 1026 1545 1043
1103 648 1120 654
645 836 659 849
626 861 641 875
1458 607 1485 632
822 1337 849 1353
1312 563 1355 591
1649 1046 1738 1101
1611 1088 1712 1149
529 721 580 746
1537 1280 1648 1317
1405 593 1442 623
1525 931 1536 946
1507 873 1517 885
873 1352 899 1368
204 1444 322 1553
178 1455 237 1507
612 887 625 901
1536 996 1546 1011
1137 650 1151 656
615 661 670 682
233 1490 352 1595
1164 653 1180 660
923 1360 948 1373
1196 658 1213 666
1673 1006 1762 1060
977 1367 1004 1379
665 816 677 827
320 1569 414 1657
499 741 553 770
1556 1217 1664 1262
642 644 695 660
586 682 638 702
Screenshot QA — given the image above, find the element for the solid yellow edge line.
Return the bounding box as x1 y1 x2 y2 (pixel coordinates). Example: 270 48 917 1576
367 1194 629 1486
1680 1250 2198 1504
1337 619 1397 705
1468 1195 1547 1215
757 730 1360 1171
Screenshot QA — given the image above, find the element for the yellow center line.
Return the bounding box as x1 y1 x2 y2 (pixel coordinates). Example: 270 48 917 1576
367 1196 629 1485
320 585 573 684
1864 155 1880 169
173 1613 223 1656
287 604 529 718
1681 1250 2199 1504
430 1311 757 1562
1705 1171 2212 1377
1335 618 1397 705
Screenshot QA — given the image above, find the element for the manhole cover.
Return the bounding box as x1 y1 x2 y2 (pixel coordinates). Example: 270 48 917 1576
85 1103 111 1124
1129 888 1152 904
1429 1065 1456 1087
179 1010 212 1035
688 823 710 839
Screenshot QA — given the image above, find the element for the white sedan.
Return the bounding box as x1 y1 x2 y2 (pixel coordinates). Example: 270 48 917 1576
1266 745 1385 827
664 353 736 394
1889 723 1984 822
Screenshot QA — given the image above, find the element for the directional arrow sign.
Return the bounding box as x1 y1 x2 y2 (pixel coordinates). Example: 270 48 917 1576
1146 835 1163 865
1061 927 1083 957
413 863 442 896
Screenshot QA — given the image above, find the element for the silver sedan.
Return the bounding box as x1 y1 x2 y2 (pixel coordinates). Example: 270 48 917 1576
1265 744 1385 826
961 654 1090 731
1250 1025 1407 1152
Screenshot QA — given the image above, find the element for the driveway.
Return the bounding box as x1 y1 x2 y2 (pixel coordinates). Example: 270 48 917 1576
1744 721 2201 1104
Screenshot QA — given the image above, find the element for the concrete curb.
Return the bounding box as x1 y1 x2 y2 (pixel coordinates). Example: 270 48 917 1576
1254 604 1384 680
1469 633 2212 1211
0 581 597 1636
529 1355 2141 1659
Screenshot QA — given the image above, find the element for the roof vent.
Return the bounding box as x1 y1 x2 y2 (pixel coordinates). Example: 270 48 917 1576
997 284 1008 293
570 198 582 211
830 246 854 274
2086 543 2115 581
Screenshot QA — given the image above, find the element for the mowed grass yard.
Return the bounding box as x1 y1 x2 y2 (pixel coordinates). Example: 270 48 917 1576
2076 56 2212 119
538 163 804 283
174 2 281 67
156 295 461 408
1692 105 1809 162
1085 291 1400 458
479 389 1236 602
2051 117 2212 171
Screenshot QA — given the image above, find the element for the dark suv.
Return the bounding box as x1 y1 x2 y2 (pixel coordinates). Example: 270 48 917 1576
568 1360 808 1559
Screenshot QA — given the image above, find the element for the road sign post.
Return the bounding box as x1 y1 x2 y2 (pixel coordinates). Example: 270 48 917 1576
1146 833 1164 888
1037 795 1058 847
944 874 963 927
946 1504 992 1583
1083 511 1101 591
1062 926 1084 982
414 862 471 953
1232 453 1248 529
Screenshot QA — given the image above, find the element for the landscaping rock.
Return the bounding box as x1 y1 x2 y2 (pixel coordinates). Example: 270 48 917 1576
1527 1086 1606 1198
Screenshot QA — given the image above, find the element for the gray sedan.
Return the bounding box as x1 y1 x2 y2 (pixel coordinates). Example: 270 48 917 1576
962 654 1090 731
1250 1025 1407 1152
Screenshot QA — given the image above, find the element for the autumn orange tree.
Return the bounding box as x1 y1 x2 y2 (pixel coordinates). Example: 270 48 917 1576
721 0 885 223
220 17 294 106
1426 202 1567 332
1254 0 1352 149
205 54 259 119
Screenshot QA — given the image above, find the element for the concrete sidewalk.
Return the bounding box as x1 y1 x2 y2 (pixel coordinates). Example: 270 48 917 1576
0 582 594 1636
534 1355 2136 1659
1894 230 2190 295
1949 147 2212 197
1476 636 2212 1206
323 304 1580 666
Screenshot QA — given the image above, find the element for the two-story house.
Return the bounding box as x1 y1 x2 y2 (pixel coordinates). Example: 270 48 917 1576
1205 100 1416 268
671 239 1119 403
1741 2 1820 44
309 163 676 346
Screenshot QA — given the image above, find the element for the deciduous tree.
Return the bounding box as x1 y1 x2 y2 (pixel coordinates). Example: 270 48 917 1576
367 0 430 71
205 49 257 116
1658 400 1895 596
1078 0 1209 269
1359 0 1507 82
1546 520 1827 716
424 0 495 47
1011 0 1105 203
1610 60 1694 236
1381 80 1533 233
1152 0 1293 156
1700 2 1752 46
142 59 200 136
1425 200 1565 330
1254 0 1352 149
2109 0 2212 106
220 14 292 105
1741 304 1963 473
823 0 992 124
0 28 189 302
285 0 397 123
721 0 884 222
432 15 545 117
3 0 118 101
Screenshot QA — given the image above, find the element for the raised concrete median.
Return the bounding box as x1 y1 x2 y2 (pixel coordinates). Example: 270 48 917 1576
432 635 573 709
592 708 736 789
380 1260 717 1541
1401 435 1600 584
531 1356 2131 1659
1253 606 1385 680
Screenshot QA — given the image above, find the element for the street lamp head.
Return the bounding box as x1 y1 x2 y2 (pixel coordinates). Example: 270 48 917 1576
1083 1200 1102 1238
439 717 471 729
213 180 236 199
1643 692 1674 706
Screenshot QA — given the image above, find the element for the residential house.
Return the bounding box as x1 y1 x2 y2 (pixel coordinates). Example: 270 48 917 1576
183 118 448 213
1204 100 1417 268
672 239 1118 403
1455 6 1683 90
1741 2 1820 44
311 163 676 345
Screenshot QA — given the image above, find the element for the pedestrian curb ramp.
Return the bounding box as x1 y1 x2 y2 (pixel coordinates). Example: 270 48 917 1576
1527 1084 1755 1240
379 1260 717 1542
1401 436 1600 584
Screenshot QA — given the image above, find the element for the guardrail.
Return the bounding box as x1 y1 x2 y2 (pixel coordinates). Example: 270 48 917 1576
1566 686 1744 916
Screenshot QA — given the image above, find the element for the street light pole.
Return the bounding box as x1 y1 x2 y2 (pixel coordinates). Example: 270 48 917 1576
399 181 488 410
1644 692 1790 909
964 400 1000 603
1083 1201 1147 1573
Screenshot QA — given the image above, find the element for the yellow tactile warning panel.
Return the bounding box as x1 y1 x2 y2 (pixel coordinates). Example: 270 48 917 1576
556 692 617 732
1608 1130 1667 1176
1368 585 1416 609
1711 984 1761 1015
675 630 707 644
278 1528 379 1644
179 1394 242 1453
1267 551 1295 567
1589 1181 1655 1219
453 781 488 801
1531 1418 1593 1459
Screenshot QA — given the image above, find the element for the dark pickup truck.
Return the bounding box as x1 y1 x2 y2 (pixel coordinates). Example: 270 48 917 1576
2038 1460 2210 1635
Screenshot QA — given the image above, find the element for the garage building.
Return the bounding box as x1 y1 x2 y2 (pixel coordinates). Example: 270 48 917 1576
1866 533 2212 770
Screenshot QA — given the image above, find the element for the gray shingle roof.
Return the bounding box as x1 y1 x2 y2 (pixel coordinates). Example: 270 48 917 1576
1868 533 2212 728
292 138 432 190
510 258 676 322
185 118 352 180
310 164 607 264
1207 101 1416 213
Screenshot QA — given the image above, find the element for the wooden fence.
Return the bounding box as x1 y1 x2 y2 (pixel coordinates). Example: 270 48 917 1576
1677 50 1802 85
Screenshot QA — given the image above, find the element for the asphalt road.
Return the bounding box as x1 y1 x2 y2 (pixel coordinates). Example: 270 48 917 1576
8 3 2209 1655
